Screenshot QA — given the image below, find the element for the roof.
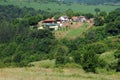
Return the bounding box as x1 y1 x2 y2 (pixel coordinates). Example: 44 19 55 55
72 16 78 20
44 17 55 22
79 16 85 18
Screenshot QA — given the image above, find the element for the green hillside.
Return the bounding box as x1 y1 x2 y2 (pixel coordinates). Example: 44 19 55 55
0 3 120 80
0 0 119 13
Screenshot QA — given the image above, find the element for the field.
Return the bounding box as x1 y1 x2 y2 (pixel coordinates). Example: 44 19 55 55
0 1 120 13
0 59 120 80
55 23 90 39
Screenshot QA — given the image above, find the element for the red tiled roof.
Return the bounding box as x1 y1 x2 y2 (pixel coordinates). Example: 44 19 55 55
44 18 55 22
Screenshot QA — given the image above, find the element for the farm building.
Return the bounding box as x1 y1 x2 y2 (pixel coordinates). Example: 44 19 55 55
38 18 59 30
72 16 86 22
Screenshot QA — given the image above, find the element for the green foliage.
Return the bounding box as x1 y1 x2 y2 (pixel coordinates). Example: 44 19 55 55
82 49 99 73
114 50 120 72
94 16 105 26
88 43 107 54
95 8 100 15
99 11 107 17
106 9 120 23
0 1 119 14
65 9 74 18
105 21 120 36
85 26 106 42
0 21 15 43
55 46 68 66
70 51 82 64
84 13 94 19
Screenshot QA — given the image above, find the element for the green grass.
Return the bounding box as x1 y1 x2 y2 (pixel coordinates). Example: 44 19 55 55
65 23 88 38
0 1 120 13
30 59 55 68
0 65 120 80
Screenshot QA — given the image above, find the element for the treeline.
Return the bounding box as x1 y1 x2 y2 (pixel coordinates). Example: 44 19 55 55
0 5 56 67
0 5 55 22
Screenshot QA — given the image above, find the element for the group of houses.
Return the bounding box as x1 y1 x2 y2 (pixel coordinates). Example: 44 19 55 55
37 15 92 31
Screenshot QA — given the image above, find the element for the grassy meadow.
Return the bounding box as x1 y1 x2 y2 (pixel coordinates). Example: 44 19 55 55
0 59 120 80
0 1 120 13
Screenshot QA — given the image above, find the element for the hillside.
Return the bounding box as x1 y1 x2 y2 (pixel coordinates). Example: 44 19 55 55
0 1 119 13
0 3 120 80
1 0 120 5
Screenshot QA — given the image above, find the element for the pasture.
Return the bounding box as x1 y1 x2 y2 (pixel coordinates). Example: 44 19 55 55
55 23 89 39
0 62 120 80
0 1 120 13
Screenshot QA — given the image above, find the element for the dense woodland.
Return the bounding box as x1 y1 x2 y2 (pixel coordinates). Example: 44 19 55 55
0 4 120 73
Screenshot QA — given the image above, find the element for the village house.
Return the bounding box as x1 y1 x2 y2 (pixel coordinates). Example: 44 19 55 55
59 16 69 22
37 15 87 31
72 16 86 22
38 18 59 30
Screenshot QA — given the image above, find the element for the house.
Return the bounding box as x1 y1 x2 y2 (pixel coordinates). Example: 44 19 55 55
72 16 86 22
72 16 79 22
38 18 59 30
59 16 69 22
79 16 86 22
43 17 55 23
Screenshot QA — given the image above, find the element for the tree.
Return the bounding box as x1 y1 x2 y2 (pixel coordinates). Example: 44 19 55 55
70 51 82 64
99 11 107 17
115 16 120 22
105 21 120 36
82 49 99 73
95 8 100 15
106 9 120 23
55 46 68 66
65 9 74 18
84 13 94 19
0 21 15 43
94 16 105 26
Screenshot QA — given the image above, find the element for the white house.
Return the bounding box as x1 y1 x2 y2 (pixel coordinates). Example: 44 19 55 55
59 16 69 22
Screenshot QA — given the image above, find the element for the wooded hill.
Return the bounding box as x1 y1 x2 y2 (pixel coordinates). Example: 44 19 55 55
0 4 120 73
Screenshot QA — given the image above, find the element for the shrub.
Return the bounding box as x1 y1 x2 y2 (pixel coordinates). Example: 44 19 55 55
82 49 99 73
114 50 120 72
55 46 68 66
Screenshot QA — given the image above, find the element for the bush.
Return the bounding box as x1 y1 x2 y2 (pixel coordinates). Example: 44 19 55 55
114 50 120 72
82 49 99 73
70 50 82 64
89 43 107 54
105 21 120 36
55 46 68 66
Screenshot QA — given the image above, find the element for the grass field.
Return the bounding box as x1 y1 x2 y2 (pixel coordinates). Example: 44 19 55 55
65 23 88 38
0 65 120 80
0 58 120 80
0 1 120 13
55 23 91 39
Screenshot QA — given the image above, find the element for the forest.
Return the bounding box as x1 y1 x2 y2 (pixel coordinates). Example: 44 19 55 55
0 4 120 73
